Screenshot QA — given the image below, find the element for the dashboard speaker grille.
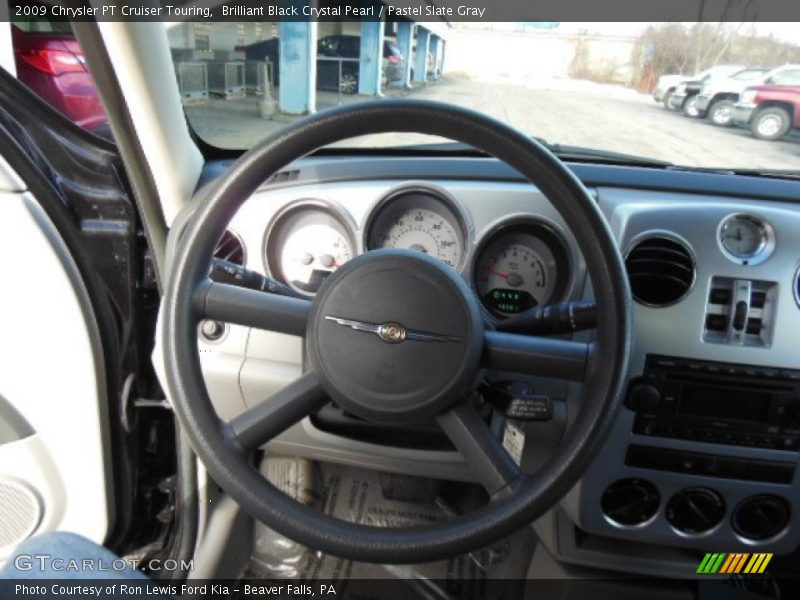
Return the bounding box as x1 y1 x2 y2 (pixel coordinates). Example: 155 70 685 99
213 230 245 266
0 478 42 550
625 236 695 307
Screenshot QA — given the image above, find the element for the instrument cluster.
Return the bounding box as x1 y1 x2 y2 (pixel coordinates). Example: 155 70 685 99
263 187 573 317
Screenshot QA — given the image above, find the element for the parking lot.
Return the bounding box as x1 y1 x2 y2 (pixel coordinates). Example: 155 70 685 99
187 74 800 171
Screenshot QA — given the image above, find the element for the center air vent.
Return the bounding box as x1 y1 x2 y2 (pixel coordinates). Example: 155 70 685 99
213 230 245 266
625 236 695 307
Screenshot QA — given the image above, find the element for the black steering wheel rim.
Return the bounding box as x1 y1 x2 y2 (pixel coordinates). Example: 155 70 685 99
162 100 631 563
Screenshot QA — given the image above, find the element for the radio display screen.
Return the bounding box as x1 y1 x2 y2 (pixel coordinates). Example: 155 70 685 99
679 385 771 422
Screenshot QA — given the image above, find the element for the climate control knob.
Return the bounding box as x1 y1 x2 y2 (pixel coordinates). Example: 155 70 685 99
666 487 726 534
602 478 660 526
732 495 790 541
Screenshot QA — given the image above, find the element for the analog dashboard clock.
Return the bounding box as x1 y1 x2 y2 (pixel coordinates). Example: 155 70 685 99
718 214 775 266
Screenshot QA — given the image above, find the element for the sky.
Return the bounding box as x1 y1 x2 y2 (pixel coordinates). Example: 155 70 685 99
459 22 799 45
544 22 800 44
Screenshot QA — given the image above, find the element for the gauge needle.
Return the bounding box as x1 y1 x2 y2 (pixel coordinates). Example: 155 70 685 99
488 268 510 278
488 268 524 287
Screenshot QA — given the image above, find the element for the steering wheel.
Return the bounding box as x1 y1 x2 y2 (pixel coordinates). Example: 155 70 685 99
162 100 631 563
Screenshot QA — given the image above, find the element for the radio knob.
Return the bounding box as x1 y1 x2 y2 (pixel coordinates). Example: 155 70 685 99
627 383 662 414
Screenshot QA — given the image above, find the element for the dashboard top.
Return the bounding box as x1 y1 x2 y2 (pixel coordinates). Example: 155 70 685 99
198 154 800 205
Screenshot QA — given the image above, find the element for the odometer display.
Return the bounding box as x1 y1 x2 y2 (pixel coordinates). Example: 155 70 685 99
485 288 537 315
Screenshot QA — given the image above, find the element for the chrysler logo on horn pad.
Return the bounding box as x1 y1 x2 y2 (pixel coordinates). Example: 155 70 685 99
324 316 461 344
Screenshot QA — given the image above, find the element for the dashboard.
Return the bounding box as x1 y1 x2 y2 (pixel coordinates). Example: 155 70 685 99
180 155 800 579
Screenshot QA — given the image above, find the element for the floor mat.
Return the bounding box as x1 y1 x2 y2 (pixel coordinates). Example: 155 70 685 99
246 457 534 599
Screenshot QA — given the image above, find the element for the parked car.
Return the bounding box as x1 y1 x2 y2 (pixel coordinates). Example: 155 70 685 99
694 67 771 125
11 23 106 130
239 35 404 94
655 65 744 110
696 65 800 126
653 73 689 106
667 65 748 116
732 84 800 140
317 35 405 92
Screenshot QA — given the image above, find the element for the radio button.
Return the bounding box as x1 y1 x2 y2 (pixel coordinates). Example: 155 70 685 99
636 420 656 435
738 433 757 446
757 435 777 449
698 430 718 443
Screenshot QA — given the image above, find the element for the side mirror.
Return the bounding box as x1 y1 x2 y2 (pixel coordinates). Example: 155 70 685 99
765 77 775 84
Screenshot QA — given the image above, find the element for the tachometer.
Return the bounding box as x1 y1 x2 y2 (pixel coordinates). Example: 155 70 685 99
474 223 569 318
266 202 356 296
366 189 466 269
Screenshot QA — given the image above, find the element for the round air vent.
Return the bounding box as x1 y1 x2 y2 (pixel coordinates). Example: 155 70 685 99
625 236 695 307
214 230 246 266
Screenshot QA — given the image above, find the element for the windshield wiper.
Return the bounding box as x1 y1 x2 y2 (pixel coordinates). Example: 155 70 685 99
353 140 800 180
391 139 673 168
543 142 673 167
665 165 800 179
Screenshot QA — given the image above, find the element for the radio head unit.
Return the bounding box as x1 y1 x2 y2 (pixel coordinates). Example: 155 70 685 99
626 355 800 451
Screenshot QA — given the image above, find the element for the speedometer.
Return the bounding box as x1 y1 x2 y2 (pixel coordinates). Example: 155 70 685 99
474 222 570 318
366 189 467 269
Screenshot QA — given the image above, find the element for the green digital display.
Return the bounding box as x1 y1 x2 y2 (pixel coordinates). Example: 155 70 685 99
484 288 536 314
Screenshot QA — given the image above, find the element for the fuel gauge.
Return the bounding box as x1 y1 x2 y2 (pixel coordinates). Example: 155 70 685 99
266 202 356 296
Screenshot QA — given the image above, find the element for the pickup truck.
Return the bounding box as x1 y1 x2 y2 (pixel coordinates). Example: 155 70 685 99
666 65 751 117
732 84 800 141
696 64 800 127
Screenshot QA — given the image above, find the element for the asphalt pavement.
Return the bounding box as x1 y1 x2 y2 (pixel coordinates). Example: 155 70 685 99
187 75 800 172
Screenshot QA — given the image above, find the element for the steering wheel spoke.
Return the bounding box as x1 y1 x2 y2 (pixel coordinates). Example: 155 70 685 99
437 401 524 498
483 330 592 382
228 372 328 450
196 279 311 336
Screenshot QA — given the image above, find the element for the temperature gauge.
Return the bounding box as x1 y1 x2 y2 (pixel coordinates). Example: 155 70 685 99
266 203 356 296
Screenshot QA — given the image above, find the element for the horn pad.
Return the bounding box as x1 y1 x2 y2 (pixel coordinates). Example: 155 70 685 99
306 249 484 424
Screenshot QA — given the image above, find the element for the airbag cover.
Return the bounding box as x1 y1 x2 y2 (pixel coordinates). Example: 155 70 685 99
307 249 483 424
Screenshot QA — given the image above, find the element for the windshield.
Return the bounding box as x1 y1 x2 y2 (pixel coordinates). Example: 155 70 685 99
732 69 769 80
172 21 800 171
